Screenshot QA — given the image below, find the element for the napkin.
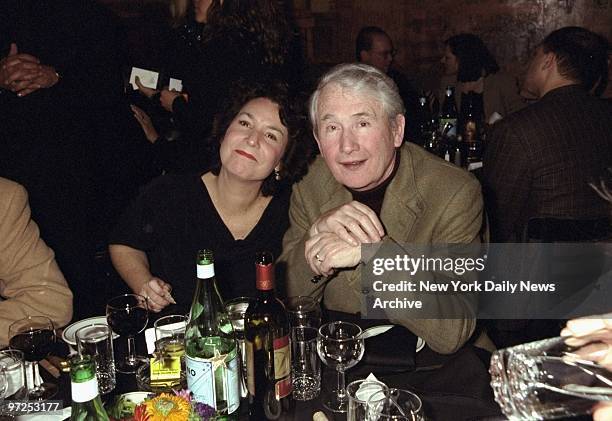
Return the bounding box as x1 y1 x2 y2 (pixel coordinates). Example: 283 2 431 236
362 325 417 370
17 407 70 421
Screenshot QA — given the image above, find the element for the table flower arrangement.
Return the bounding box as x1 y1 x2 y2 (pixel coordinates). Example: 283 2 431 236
108 390 216 421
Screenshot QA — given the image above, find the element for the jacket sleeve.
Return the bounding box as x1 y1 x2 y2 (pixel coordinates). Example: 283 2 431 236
0 183 73 347
380 178 482 354
279 182 320 298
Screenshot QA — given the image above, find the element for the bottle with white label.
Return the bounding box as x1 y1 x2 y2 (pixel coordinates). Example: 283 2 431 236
70 355 109 421
185 249 239 418
245 251 293 420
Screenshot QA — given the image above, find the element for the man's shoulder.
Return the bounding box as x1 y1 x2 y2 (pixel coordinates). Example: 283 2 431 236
403 143 478 189
0 178 27 208
295 155 335 191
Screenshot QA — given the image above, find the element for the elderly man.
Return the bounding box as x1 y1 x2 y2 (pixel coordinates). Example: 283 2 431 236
281 63 484 354
483 27 611 243
0 177 73 347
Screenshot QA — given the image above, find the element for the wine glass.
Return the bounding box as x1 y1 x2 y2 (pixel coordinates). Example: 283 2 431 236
8 316 57 399
106 294 149 374
317 321 365 413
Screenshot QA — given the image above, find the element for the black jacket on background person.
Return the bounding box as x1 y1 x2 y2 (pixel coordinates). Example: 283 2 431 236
0 0 135 319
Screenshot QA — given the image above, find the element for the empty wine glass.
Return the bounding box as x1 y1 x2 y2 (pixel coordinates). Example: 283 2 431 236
106 294 149 374
317 321 365 413
8 316 57 399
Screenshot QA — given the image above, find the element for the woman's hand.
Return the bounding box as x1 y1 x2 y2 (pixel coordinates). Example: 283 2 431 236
130 104 159 143
138 277 176 313
159 89 182 112
135 76 158 98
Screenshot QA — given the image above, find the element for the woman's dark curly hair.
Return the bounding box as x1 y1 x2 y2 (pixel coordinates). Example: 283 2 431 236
208 79 314 197
445 33 500 82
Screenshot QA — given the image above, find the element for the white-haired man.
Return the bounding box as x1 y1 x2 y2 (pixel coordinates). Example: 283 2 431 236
281 63 486 354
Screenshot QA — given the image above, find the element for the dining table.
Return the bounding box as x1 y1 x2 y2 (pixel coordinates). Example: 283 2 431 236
33 312 593 421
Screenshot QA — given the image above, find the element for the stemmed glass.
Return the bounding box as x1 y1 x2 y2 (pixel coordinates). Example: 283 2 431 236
106 294 149 374
317 321 365 413
8 316 57 399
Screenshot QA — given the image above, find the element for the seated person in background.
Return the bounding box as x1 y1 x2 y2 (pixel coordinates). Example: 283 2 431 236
0 177 73 347
110 80 311 314
439 33 525 123
356 26 420 143
280 63 484 354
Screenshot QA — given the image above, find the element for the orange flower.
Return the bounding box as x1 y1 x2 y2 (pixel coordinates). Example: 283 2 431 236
143 393 191 421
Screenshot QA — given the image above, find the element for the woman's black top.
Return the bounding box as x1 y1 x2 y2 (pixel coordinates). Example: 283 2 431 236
109 174 291 313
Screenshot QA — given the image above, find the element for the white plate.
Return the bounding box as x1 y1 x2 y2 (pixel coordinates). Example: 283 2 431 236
61 316 118 346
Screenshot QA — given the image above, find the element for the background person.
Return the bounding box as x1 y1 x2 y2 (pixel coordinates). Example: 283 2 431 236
0 177 73 347
439 33 525 123
356 26 420 143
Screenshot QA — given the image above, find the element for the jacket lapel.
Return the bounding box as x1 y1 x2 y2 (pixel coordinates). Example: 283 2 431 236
380 145 424 241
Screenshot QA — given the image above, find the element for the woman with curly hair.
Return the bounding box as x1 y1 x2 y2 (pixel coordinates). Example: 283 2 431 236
112 80 312 313
132 0 298 173
439 33 525 123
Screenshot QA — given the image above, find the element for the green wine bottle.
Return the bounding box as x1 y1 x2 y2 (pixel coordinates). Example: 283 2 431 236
69 355 109 421
185 249 240 417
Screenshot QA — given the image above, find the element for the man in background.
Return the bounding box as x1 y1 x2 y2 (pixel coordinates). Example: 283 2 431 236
483 26 611 243
356 26 421 143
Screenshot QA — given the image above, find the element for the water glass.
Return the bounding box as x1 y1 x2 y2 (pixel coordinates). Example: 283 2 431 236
154 315 186 353
285 296 321 328
0 350 26 400
291 326 320 401
75 324 116 394
490 336 612 420
366 388 424 421
347 378 389 421
225 296 254 398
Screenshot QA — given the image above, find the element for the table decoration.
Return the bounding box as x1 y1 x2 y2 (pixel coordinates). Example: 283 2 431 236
106 390 215 421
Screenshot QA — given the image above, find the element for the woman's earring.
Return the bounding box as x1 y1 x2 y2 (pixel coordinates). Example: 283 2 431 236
274 168 281 181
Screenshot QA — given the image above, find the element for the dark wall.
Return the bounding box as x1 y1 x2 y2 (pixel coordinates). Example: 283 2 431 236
100 0 612 96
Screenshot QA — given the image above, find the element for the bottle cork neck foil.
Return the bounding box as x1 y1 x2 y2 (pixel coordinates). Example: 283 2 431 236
255 263 274 291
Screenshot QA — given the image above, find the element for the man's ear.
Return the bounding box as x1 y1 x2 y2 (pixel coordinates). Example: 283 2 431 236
313 130 323 154
542 51 555 71
392 114 405 147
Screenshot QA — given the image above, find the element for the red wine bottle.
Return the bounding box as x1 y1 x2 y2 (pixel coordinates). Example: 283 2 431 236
245 251 293 420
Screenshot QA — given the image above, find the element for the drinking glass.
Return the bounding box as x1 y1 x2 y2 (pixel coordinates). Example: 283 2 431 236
8 316 56 399
490 336 612 420
106 294 149 374
291 326 321 401
225 297 254 398
0 350 26 400
154 314 187 350
365 388 424 421
76 324 116 394
285 296 322 328
347 378 389 421
317 321 365 413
